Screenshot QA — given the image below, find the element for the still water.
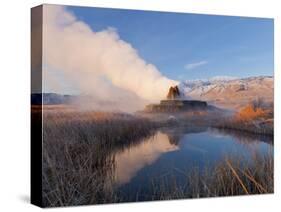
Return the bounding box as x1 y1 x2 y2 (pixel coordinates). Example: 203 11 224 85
110 127 273 200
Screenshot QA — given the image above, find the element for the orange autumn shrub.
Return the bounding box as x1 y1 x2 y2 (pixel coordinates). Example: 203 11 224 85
236 105 266 121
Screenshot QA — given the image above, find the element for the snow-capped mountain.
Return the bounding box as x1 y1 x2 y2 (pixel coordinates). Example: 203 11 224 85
179 76 273 109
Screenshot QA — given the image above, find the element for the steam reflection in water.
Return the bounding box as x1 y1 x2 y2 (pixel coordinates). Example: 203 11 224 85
114 132 179 185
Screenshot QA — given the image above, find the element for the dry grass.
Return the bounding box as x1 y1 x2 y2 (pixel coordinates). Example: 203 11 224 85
148 152 273 200
197 152 273 197
41 110 157 207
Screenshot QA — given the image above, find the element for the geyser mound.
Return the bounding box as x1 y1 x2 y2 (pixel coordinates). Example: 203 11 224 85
144 86 208 112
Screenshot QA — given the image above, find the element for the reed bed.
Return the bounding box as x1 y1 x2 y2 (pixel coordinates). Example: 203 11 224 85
41 110 157 207
187 152 273 197
138 152 273 201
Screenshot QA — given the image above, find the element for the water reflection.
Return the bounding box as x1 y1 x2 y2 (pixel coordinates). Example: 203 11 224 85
114 132 179 185
164 126 207 145
112 127 273 188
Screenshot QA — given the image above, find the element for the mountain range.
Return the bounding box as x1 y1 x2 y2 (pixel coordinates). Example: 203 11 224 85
179 76 273 109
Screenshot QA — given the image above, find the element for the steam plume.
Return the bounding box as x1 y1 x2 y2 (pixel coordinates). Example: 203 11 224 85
42 5 178 111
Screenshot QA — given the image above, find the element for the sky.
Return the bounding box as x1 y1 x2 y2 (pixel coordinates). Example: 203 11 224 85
67 5 274 81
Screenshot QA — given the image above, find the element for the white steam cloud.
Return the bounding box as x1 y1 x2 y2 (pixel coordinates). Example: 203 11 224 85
42 5 178 111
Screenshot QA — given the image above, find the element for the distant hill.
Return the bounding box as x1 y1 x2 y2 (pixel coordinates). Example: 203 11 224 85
31 93 76 105
179 76 273 109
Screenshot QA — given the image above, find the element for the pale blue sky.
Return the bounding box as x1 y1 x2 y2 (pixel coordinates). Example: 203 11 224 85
67 6 274 81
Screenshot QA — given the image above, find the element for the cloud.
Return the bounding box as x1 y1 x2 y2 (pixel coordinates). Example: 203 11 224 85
42 5 178 111
184 60 208 70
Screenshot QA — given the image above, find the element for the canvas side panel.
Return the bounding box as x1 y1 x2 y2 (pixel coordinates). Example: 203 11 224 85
31 5 43 207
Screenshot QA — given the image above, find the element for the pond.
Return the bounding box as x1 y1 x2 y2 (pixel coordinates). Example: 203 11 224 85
111 127 273 201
